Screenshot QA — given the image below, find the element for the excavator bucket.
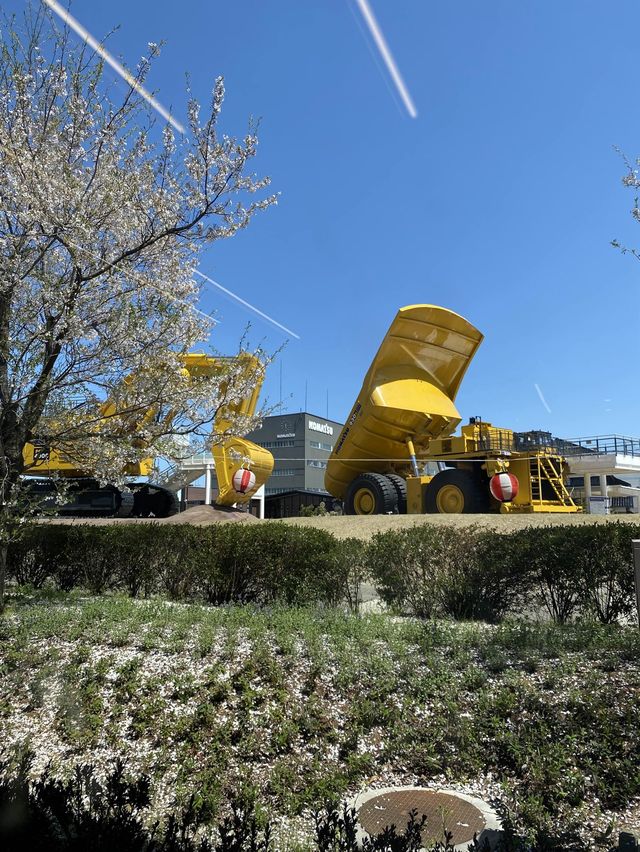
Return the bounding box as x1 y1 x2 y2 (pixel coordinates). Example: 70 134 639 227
200 352 275 506
325 305 483 499
213 436 274 506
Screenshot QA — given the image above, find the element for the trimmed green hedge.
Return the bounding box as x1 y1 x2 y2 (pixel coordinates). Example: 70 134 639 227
367 523 640 623
7 520 640 622
7 523 352 607
367 524 529 621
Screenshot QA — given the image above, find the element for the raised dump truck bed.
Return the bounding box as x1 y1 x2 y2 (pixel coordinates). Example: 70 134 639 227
325 304 579 515
325 305 483 502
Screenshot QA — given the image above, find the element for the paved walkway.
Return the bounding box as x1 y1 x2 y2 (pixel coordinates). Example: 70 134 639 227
358 581 385 614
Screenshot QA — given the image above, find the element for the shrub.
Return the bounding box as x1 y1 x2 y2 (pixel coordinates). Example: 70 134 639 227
192 524 251 604
153 526 201 601
337 537 367 614
5 524 68 588
268 524 345 605
74 526 126 595
474 530 534 619
299 502 327 517
6 522 356 608
368 525 524 621
503 524 640 624
571 524 638 623
521 526 588 622
7 520 640 624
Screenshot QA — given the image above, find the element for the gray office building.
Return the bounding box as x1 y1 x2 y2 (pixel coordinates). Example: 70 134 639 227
246 412 344 495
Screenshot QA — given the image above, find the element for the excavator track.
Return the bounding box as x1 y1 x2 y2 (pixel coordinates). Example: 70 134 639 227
25 479 178 518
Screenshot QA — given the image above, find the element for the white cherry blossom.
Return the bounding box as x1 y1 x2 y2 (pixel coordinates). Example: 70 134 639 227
0 6 277 604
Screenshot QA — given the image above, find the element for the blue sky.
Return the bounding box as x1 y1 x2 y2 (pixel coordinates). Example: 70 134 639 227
10 1 640 437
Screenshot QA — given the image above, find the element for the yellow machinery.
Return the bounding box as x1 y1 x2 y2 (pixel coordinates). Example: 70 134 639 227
325 305 579 515
22 352 274 517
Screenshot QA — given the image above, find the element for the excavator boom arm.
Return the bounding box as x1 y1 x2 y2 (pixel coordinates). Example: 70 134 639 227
22 351 274 510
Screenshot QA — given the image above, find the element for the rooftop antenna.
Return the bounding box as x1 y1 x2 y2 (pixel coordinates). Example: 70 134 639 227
279 361 283 412
326 389 329 419
304 380 308 413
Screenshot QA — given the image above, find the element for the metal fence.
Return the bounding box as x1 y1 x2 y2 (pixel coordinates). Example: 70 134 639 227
512 432 640 458
562 435 640 457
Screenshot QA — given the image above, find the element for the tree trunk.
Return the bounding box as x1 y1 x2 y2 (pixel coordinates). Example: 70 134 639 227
0 468 20 613
0 541 6 612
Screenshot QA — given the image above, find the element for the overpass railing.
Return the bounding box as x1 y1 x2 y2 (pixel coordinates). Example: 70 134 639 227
562 436 640 457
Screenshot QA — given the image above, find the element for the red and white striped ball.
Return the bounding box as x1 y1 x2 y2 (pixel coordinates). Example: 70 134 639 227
489 472 519 502
232 468 256 494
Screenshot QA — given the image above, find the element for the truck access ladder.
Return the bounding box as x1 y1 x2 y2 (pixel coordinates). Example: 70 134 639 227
529 456 577 508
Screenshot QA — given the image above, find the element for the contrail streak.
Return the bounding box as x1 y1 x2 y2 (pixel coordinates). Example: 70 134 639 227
353 0 418 118
194 270 300 340
534 383 552 414
42 0 185 134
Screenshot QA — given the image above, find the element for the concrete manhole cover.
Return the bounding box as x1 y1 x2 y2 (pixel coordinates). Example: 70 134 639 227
351 787 501 851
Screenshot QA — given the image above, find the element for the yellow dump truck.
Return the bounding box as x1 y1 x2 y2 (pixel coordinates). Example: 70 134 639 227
325 305 579 514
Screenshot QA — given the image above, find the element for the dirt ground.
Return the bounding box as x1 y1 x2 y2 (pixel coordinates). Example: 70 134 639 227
41 506 640 536
40 504 258 526
281 512 640 540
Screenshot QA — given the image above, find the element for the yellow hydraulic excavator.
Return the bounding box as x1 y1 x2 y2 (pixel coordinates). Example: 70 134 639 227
21 352 274 517
325 305 579 515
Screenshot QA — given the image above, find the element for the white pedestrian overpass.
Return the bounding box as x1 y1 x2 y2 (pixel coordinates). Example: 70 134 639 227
563 436 640 512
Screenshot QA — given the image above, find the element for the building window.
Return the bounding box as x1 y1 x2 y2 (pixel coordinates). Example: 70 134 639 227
309 440 333 452
258 439 295 449
271 468 301 477
306 459 327 469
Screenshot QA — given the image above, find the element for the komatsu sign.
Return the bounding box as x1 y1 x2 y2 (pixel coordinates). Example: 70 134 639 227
309 420 334 436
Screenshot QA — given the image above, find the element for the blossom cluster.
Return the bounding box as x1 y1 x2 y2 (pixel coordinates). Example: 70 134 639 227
0 10 277 490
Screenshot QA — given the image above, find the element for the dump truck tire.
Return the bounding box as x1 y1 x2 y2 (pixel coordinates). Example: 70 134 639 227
385 474 407 514
424 468 489 514
345 473 398 515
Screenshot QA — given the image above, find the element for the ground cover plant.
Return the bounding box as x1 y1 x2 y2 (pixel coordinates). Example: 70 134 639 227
1 591 639 849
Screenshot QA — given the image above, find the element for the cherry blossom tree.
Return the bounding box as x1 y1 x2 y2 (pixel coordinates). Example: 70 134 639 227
612 152 640 260
0 6 277 605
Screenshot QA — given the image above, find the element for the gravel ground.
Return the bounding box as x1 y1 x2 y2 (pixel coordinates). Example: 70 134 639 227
281 512 640 540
